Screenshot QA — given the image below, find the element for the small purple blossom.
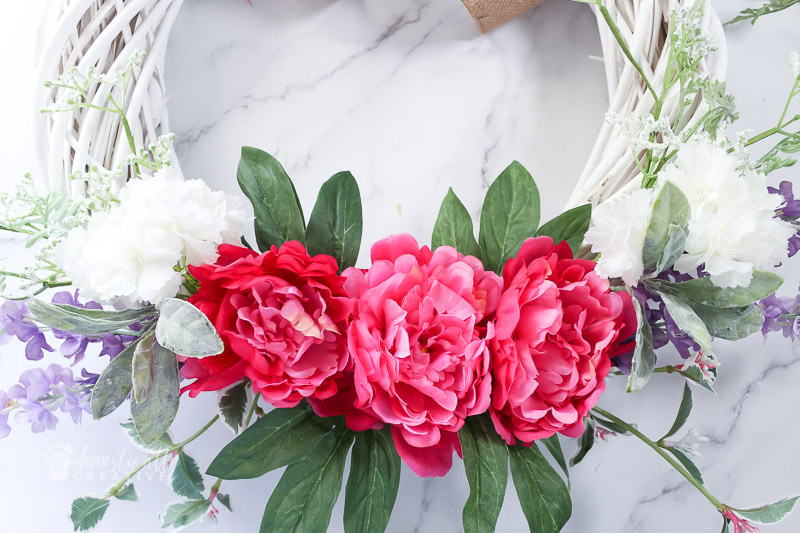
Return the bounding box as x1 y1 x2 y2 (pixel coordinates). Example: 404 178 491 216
758 291 800 341
769 180 800 258
0 300 55 360
0 364 91 438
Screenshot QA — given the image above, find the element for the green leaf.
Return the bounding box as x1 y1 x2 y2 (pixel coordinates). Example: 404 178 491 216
651 271 784 308
120 421 174 453
592 415 631 436
655 224 688 275
660 383 693 441
90 337 139 419
479 161 540 273
459 415 509 533
534 204 592 254
131 332 155 404
206 402 334 480
431 188 481 258
569 418 596 467
260 425 354 533
305 171 363 272
677 366 716 394
692 303 765 341
114 483 139 502
70 497 110 531
27 300 154 336
509 443 572 533
642 181 690 271
161 499 211 529
734 496 800 524
658 292 712 352
217 493 232 512
237 147 305 251
218 381 250 435
130 342 180 444
171 450 206 500
627 298 656 393
726 0 800 26
667 448 704 485
155 298 224 358
541 435 570 486
344 427 401 533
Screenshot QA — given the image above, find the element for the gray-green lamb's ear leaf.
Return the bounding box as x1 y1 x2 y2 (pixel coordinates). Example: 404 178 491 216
691 302 765 341
660 383 693 441
156 298 224 358
569 417 596 467
733 496 800 524
655 224 688 274
237 146 306 251
91 337 139 419
131 332 155 404
161 500 212 529
627 298 656 393
642 181 690 271
535 204 592 255
651 271 784 308
658 292 713 352
432 188 482 259
305 171 363 272
70 497 110 531
130 342 180 444
26 300 155 336
479 161 540 274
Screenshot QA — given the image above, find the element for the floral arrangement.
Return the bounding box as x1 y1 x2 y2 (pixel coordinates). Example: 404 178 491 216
3 1 800 532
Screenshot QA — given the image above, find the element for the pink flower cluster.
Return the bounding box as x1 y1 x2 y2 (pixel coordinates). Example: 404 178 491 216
182 234 635 477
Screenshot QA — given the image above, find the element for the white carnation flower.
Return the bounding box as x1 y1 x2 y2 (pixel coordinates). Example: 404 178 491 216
661 143 793 288
58 164 248 304
584 188 654 285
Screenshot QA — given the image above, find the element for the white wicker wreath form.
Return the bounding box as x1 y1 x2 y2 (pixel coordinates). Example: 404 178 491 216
32 0 727 209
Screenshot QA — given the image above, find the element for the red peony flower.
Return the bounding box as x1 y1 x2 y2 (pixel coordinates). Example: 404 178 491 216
489 237 636 445
180 242 353 407
334 234 502 477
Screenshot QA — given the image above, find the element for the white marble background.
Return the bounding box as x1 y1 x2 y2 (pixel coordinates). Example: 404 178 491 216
1 1 799 532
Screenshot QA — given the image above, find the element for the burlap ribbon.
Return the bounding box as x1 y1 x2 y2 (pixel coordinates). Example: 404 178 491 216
461 0 546 33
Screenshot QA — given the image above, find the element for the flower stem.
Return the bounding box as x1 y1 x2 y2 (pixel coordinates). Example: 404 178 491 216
591 406 725 511
105 415 219 499
245 392 261 427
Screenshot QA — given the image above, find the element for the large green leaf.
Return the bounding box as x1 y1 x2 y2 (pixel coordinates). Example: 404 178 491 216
459 415 509 533
130 342 180 444
660 383 693 441
432 188 481 258
305 171 363 271
70 497 110 531
206 402 334 480
479 161 540 273
171 450 206 500
509 443 572 533
260 425 354 533
155 298 224 358
90 337 139 419
734 496 800 524
642 181 691 271
692 303 765 341
627 298 656 393
237 147 306 251
659 292 713 352
344 427 401 533
26 300 154 336
534 204 592 255
650 271 783 308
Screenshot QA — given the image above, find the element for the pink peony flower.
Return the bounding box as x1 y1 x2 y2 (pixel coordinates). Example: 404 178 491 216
180 242 353 408
489 237 636 445
336 234 502 477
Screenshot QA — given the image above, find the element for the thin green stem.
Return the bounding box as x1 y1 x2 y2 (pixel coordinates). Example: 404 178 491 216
591 406 724 510
245 392 261 427
105 415 219 499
